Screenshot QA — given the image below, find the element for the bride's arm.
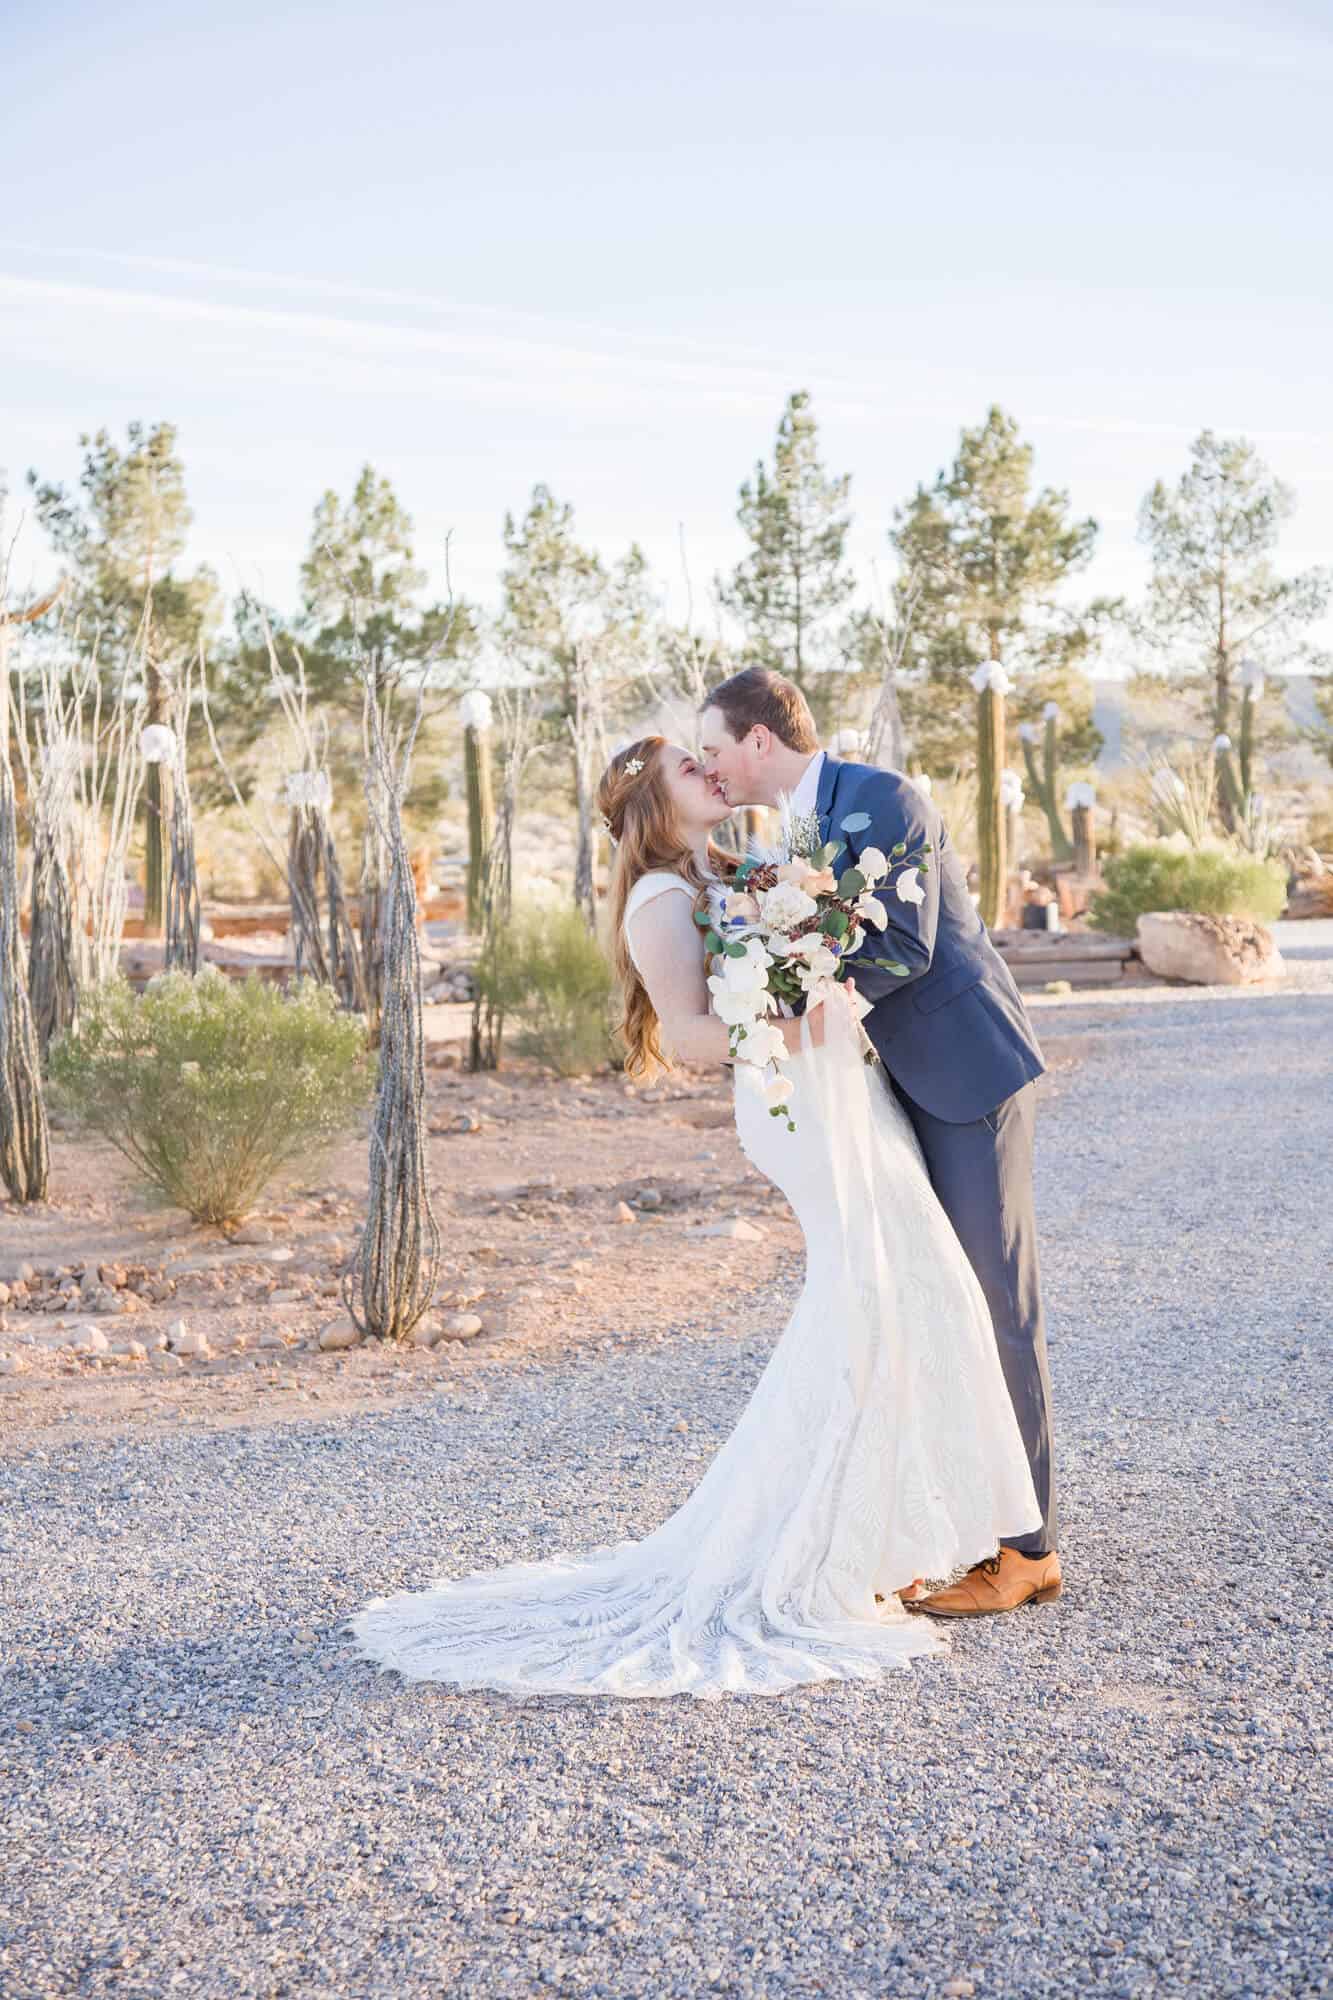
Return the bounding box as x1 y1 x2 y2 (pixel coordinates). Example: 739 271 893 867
627 892 819 1066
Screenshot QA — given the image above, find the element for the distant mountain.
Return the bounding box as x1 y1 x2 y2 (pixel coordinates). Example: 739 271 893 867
1090 674 1327 781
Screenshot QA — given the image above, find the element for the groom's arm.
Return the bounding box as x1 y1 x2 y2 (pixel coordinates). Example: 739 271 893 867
836 774 942 1005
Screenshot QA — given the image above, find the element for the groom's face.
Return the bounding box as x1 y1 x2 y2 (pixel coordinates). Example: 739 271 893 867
699 705 765 809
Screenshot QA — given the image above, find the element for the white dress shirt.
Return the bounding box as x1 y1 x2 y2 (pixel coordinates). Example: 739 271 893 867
788 749 825 820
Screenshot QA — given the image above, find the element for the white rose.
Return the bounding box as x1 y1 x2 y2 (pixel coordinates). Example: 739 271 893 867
857 845 888 882
896 872 927 907
757 880 819 932
856 894 889 930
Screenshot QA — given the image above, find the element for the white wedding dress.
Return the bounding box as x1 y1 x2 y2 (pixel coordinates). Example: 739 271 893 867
347 871 1042 1700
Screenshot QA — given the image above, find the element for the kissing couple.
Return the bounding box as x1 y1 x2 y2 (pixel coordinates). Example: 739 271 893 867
349 666 1060 1701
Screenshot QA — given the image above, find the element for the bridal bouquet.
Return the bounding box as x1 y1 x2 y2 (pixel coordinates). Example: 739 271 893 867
696 797 931 1128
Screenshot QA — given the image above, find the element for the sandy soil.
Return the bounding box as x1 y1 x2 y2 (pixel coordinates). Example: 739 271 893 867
0 1051 808 1453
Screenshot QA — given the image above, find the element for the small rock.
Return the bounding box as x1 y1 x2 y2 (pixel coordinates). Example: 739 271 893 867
0 1353 24 1376
149 1351 183 1371
614 1202 636 1224
634 1188 663 1210
942 1983 975 1998
139 1327 169 1351
318 1317 362 1352
439 1312 484 1342
409 1319 442 1348
673 1418 688 1433
230 1222 274 1245
1 1262 35 1287
167 1320 212 1359
0 1283 11 1309
268 1287 303 1305
69 1324 111 1355
696 1218 766 1242
110 1340 148 1361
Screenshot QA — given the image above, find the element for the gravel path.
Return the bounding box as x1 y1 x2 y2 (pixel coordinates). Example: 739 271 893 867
3 989 1330 1999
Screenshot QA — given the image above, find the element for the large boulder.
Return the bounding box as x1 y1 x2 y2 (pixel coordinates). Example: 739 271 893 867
1136 912 1284 986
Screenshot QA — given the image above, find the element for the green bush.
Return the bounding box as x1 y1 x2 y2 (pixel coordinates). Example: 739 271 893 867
1088 843 1287 935
48 968 375 1225
476 899 616 1076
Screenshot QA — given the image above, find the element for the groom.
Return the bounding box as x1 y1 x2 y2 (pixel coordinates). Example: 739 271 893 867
700 666 1061 1616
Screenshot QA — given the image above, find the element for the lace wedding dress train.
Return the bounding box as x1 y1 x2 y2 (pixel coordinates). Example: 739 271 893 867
346 871 1042 1700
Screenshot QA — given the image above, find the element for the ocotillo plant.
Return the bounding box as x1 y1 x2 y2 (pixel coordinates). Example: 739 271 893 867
12 664 81 1055
0 583 51 1200
0 751 49 1202
1066 781 1097 875
459 687 495 932
1017 703 1074 861
972 659 1010 930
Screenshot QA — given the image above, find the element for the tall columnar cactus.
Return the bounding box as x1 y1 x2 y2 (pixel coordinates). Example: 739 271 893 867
140 721 176 948
1000 767 1026 871
460 689 495 933
1066 781 1097 875
1017 702 1074 861
971 659 1010 930
1237 658 1264 798
1213 731 1246 822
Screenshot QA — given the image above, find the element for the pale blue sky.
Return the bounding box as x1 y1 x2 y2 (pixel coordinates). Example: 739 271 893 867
3 0 1330 654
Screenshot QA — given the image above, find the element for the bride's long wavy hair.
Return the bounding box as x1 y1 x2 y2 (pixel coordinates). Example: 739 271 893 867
597 736 735 1082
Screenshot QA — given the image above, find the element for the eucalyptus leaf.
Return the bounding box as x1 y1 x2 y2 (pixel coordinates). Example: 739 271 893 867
838 868 866 899
840 811 872 834
703 929 722 953
871 958 912 976
822 909 850 938
723 940 749 959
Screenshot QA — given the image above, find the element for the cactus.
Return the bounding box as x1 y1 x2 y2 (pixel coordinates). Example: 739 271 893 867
1213 732 1246 823
972 660 1009 930
460 690 496 933
1065 781 1097 875
1018 704 1074 861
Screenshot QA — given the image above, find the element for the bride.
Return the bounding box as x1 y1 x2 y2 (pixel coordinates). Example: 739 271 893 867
347 736 1043 1700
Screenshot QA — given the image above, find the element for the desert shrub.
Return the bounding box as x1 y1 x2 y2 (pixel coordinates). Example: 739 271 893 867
48 968 375 1225
1088 843 1287 935
476 899 615 1075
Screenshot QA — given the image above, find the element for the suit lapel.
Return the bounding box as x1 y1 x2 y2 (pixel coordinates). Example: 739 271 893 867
815 754 843 844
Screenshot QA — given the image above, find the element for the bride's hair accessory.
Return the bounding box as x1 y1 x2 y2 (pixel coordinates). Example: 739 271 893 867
624 756 644 776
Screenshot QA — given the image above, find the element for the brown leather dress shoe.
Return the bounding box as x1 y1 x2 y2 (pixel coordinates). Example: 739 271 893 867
911 1547 1062 1618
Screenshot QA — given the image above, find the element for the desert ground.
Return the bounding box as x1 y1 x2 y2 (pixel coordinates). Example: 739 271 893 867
2 953 1330 1998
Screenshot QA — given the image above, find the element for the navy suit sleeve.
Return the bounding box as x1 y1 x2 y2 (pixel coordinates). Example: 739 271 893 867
836 772 941 1004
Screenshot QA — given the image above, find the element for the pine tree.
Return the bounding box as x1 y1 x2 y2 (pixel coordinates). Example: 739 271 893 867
1137 429 1330 735
717 391 854 693
890 406 1106 772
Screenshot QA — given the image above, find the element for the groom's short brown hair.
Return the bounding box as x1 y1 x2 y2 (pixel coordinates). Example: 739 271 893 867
702 666 819 754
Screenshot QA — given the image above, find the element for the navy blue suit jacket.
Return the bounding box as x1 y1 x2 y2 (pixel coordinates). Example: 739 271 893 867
813 756 1045 1123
